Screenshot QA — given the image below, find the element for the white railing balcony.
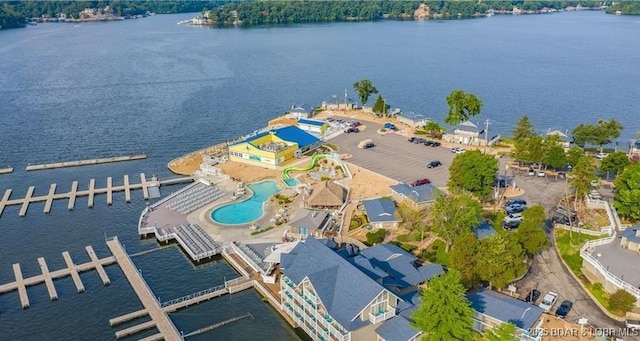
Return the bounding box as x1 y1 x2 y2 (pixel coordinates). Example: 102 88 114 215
369 309 395 324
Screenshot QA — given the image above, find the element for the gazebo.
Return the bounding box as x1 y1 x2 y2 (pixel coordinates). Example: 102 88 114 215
306 181 347 210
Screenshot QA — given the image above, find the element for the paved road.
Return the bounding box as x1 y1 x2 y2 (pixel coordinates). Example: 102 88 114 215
328 119 455 187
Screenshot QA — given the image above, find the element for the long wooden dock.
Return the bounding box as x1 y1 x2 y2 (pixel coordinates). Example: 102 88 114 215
25 153 147 171
106 238 181 341
0 167 13 174
0 246 116 308
0 174 192 218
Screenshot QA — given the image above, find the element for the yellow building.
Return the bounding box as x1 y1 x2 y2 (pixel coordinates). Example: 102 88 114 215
228 126 320 169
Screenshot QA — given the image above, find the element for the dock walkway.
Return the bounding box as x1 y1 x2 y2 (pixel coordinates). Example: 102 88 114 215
26 154 147 171
106 238 181 341
0 174 193 218
0 245 116 308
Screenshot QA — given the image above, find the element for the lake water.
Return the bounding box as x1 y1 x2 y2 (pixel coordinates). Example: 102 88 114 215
0 10 639 340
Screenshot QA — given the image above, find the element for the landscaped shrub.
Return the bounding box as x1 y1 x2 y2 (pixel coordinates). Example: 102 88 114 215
366 229 387 245
250 226 275 235
390 240 417 253
396 234 412 242
321 176 330 181
609 289 637 313
350 215 366 230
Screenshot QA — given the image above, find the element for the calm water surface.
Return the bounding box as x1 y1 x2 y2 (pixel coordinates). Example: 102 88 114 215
0 10 639 340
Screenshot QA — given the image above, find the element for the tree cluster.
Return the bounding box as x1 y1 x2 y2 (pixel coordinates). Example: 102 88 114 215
614 162 640 221
444 89 483 126
448 150 498 201
511 116 568 170
427 193 483 252
572 119 624 152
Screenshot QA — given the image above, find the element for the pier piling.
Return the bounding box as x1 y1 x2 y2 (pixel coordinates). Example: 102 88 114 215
88 179 95 208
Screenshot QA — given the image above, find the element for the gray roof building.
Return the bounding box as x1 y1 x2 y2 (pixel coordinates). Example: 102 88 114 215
390 183 442 205
474 221 497 240
363 198 398 223
375 316 421 341
447 120 484 135
288 208 330 232
621 226 640 244
467 289 545 330
281 237 397 331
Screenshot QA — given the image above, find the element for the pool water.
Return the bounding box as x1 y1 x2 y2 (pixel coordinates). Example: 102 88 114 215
211 180 281 225
283 178 299 187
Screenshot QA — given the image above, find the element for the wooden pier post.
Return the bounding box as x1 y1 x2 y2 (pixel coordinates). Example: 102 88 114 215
37 257 58 300
88 179 95 208
67 181 78 210
0 189 12 218
44 184 57 214
13 263 30 309
62 251 85 293
107 177 113 206
19 186 34 217
124 175 131 203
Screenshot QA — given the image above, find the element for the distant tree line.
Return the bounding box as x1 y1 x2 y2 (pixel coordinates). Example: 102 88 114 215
0 0 226 29
606 1 640 15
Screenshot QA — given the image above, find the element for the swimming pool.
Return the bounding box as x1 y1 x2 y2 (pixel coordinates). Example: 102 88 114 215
210 180 281 225
283 178 299 187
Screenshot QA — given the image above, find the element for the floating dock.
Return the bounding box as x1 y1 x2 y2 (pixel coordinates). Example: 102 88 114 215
0 245 116 308
25 154 147 171
0 167 13 174
0 174 193 218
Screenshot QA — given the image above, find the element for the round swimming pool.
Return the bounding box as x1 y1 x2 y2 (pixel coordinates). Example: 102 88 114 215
210 180 280 225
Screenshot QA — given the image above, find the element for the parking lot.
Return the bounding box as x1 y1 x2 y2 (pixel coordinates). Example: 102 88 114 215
328 119 455 187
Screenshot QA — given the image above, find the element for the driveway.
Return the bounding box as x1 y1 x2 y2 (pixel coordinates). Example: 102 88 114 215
328 119 455 187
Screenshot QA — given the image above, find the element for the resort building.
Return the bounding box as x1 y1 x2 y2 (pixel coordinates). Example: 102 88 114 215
297 118 329 137
467 289 544 341
444 121 486 146
288 208 331 237
545 129 571 150
396 112 429 129
287 106 312 119
389 183 441 209
620 225 640 252
362 198 399 229
278 238 442 341
306 181 348 210
268 116 299 128
228 126 320 169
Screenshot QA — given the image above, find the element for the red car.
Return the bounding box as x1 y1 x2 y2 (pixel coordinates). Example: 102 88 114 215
411 178 431 187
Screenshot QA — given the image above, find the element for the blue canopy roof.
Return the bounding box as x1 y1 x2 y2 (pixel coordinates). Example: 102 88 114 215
246 125 320 149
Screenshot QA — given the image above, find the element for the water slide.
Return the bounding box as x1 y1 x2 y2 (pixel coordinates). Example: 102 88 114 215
283 154 327 179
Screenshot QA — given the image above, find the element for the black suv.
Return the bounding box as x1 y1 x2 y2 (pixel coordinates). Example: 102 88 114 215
524 289 540 303
363 142 375 149
427 160 442 168
413 137 426 144
424 140 441 147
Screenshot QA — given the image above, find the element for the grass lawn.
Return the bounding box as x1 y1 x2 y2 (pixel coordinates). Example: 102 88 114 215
554 229 599 274
421 240 450 267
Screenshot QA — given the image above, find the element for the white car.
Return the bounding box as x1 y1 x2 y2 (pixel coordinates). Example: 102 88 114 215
537 170 545 177
455 148 466 154
538 291 559 312
596 152 608 159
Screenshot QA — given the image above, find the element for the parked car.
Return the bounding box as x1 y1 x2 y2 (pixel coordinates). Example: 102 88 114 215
344 127 359 133
408 137 416 142
502 220 522 230
555 206 577 220
424 140 441 147
596 152 608 159
413 137 426 144
555 300 573 318
524 289 541 303
451 147 460 153
363 142 375 149
384 123 396 130
538 291 559 312
411 178 431 187
506 205 526 214
552 213 578 226
626 319 640 330
326 117 334 122
351 121 361 127
455 148 466 154
537 170 546 177
506 199 527 207
504 213 523 222
528 168 535 176
427 160 442 168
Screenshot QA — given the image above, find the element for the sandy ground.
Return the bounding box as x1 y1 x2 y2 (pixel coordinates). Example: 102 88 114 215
217 161 282 183
342 161 398 200
540 316 596 341
168 152 202 175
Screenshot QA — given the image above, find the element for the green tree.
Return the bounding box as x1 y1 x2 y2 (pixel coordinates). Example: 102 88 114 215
448 150 499 201
449 233 479 288
570 156 598 199
352 79 378 105
515 205 549 256
600 151 631 178
609 289 637 314
444 89 483 126
396 202 428 233
486 322 518 341
512 115 536 141
371 94 387 116
428 193 483 251
572 119 624 152
567 146 584 167
476 233 525 289
614 162 640 221
424 120 445 138
411 270 474 341
544 144 568 169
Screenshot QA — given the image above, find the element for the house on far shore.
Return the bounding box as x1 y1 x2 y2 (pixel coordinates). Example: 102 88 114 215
629 140 640 159
228 125 320 169
545 129 571 150
396 112 430 129
286 106 312 119
362 198 399 229
467 289 544 341
389 183 441 209
444 121 487 146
